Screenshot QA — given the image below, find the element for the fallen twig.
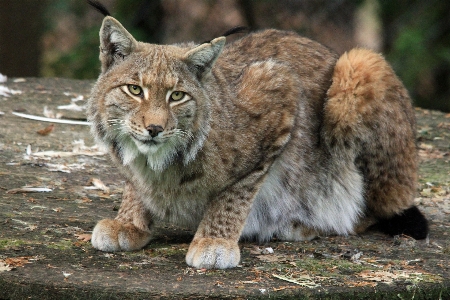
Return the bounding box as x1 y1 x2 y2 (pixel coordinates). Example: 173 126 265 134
6 187 52 194
272 274 320 288
12 112 90 125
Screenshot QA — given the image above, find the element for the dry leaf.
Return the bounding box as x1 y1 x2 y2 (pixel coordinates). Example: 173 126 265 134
26 225 38 231
347 281 378 287
358 270 409 283
0 261 13 272
0 85 22 97
419 143 434 150
420 186 448 197
418 148 448 160
75 233 92 242
4 257 31 268
437 122 450 129
88 178 109 192
249 246 262 255
262 247 274 254
256 255 279 262
43 106 62 119
81 197 92 203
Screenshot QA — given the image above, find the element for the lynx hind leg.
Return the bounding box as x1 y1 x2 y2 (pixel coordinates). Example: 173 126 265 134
276 221 319 242
91 182 153 251
324 48 428 239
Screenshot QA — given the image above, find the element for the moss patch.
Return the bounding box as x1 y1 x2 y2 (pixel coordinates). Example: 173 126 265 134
0 239 26 250
46 240 74 250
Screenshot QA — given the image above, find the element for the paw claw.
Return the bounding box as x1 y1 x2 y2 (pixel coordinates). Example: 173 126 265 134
186 238 240 269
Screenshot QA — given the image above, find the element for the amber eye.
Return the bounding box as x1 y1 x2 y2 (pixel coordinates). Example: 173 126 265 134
128 84 143 96
170 91 185 101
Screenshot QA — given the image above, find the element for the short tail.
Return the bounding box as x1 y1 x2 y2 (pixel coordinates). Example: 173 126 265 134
374 206 429 240
323 49 429 240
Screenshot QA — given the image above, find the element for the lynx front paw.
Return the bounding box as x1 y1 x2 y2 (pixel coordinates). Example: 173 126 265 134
186 238 240 269
91 219 151 252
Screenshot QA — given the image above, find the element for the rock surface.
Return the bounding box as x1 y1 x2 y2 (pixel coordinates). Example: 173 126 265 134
0 78 449 299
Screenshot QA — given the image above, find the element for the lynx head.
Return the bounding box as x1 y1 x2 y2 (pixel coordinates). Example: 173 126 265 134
87 16 226 171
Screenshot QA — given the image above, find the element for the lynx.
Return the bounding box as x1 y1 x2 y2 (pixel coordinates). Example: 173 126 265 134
87 7 428 269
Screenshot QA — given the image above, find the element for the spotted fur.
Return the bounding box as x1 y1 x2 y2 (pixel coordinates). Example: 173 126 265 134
88 17 428 269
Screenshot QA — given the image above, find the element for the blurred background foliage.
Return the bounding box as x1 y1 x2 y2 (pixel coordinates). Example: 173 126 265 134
0 0 448 111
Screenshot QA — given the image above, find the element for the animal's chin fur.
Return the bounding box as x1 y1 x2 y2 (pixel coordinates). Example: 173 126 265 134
128 137 179 171
134 139 163 155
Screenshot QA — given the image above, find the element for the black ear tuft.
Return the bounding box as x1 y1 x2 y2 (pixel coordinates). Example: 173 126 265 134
202 26 249 44
87 0 111 17
184 37 226 79
375 206 429 240
221 26 250 37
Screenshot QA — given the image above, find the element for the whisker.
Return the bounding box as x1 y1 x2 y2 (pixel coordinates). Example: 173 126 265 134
107 119 126 125
162 129 194 142
105 119 131 140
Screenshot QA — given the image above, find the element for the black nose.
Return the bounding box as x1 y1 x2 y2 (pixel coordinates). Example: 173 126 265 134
146 124 164 138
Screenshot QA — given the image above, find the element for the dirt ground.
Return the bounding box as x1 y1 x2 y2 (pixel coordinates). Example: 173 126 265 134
0 77 449 299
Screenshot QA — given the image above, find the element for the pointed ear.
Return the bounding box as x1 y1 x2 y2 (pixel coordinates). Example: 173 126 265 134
99 16 137 72
184 37 226 79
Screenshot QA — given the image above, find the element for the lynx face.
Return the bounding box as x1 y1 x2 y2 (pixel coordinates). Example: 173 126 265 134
89 22 224 170
98 63 202 169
